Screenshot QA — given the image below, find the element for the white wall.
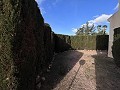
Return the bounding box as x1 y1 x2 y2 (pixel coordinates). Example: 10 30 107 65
108 10 120 58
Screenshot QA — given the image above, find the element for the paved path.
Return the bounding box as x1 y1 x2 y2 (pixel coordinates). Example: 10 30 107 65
41 50 120 90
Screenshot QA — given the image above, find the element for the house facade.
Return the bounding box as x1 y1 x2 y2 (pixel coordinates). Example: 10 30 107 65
108 1 120 58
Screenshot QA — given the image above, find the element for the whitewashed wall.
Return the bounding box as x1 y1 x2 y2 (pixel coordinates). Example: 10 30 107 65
108 10 120 58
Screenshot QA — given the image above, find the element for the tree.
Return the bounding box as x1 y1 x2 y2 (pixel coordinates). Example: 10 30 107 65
76 22 95 35
97 25 102 33
102 25 107 34
76 26 84 35
97 25 107 35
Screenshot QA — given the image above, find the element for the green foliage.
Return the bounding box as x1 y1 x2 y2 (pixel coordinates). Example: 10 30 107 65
71 35 108 50
76 23 108 35
0 0 48 89
0 0 21 89
44 24 54 68
96 35 109 50
71 35 85 49
55 34 109 51
13 1 44 89
54 34 71 53
97 25 108 35
112 27 120 67
76 22 95 35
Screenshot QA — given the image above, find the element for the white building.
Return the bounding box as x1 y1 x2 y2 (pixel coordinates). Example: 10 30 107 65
108 1 120 58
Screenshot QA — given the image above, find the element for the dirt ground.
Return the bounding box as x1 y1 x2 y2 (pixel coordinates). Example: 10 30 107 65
40 50 120 90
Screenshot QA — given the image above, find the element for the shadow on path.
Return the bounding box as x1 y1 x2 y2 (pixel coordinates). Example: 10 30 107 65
40 50 83 90
92 51 120 90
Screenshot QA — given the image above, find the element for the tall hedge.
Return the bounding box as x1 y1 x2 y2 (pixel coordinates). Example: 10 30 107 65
0 0 45 89
0 0 21 89
112 27 120 67
71 35 85 50
71 35 108 50
54 34 109 52
43 23 54 69
71 35 97 50
54 34 71 53
96 35 109 50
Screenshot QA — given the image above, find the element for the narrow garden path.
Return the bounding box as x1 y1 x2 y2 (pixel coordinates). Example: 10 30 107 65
41 50 120 90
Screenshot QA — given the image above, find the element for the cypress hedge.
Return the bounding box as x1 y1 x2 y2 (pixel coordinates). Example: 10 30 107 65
71 35 85 50
55 34 109 52
96 35 109 50
0 0 46 89
54 34 71 53
13 1 45 89
44 23 54 69
0 0 21 89
71 35 97 50
112 27 120 67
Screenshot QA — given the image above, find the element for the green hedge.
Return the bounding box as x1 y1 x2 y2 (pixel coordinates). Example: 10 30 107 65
112 27 120 67
0 0 21 89
44 23 54 69
0 0 46 89
71 35 97 50
0 1 56 89
55 35 109 52
13 1 45 89
54 34 71 53
71 36 84 50
96 35 109 50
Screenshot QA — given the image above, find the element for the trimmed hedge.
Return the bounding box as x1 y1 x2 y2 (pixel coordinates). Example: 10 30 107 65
12 1 45 90
71 35 97 50
71 35 85 50
112 27 120 67
0 0 55 90
55 35 109 52
0 0 22 89
96 35 109 50
54 34 71 53
71 35 109 50
44 23 54 69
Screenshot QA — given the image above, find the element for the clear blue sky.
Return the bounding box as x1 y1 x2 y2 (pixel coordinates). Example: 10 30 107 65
36 0 119 35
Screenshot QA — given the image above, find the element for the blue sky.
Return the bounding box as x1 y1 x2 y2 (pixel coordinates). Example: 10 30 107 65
36 0 119 35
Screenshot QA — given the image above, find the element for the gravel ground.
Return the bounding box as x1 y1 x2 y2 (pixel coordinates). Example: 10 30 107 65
40 50 120 90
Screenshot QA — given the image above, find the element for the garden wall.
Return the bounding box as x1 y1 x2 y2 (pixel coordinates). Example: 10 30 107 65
112 27 120 67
